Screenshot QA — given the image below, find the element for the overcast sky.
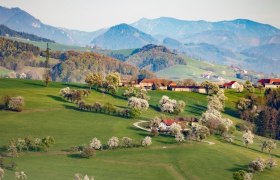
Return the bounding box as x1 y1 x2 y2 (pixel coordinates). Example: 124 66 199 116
1 0 280 31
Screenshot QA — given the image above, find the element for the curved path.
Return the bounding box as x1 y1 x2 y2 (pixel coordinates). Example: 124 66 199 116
133 120 215 145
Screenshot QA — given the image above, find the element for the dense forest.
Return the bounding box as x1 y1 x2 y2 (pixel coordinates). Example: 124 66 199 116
126 44 187 72
0 24 55 43
237 88 280 139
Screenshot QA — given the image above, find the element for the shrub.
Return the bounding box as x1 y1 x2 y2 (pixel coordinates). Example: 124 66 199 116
150 127 159 137
107 137 119 149
242 130 254 148
74 173 95 180
89 138 102 150
169 123 182 135
174 100 186 115
0 167 4 180
7 96 24 112
15 171 27 180
121 137 133 148
8 140 18 157
248 158 265 172
128 108 141 118
222 133 234 143
80 146 95 158
266 158 277 169
175 133 185 143
260 139 276 154
92 102 102 112
149 117 161 128
142 136 152 147
233 170 253 180
41 136 55 150
192 124 210 141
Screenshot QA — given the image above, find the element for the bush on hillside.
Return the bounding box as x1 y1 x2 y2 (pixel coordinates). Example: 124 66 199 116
4 96 24 112
233 170 253 180
248 158 265 172
80 146 95 158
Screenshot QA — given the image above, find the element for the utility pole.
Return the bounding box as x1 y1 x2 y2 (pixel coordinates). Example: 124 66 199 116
43 43 51 87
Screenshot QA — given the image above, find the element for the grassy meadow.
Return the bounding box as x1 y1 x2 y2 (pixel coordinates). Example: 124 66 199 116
0 78 279 180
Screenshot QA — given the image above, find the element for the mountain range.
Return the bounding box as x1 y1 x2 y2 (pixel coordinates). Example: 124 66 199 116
1 6 280 73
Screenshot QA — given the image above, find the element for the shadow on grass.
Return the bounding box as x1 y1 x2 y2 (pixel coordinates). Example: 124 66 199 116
47 95 65 103
186 104 206 116
226 164 248 172
67 153 82 159
224 107 239 118
24 81 45 87
149 104 160 112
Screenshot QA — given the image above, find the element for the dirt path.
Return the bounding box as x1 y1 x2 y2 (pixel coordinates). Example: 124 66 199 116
133 120 215 145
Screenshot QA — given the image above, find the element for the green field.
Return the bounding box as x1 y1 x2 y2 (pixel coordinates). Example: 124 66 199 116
156 58 241 82
0 78 279 180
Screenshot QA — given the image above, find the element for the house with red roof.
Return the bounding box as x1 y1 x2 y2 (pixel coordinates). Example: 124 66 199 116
258 79 280 88
139 78 176 90
223 81 240 89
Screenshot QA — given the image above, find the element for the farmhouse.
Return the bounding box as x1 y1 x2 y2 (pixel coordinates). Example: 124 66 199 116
223 81 240 89
139 78 176 90
170 86 207 94
258 79 280 88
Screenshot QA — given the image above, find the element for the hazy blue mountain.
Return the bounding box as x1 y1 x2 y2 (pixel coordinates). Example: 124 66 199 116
132 17 280 48
132 17 212 39
91 24 157 50
0 6 100 45
0 24 54 42
241 43 280 60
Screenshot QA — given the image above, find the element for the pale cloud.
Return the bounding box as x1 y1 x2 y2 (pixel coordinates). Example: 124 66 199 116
1 0 279 31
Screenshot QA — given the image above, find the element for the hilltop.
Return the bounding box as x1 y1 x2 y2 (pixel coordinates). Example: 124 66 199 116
91 24 157 50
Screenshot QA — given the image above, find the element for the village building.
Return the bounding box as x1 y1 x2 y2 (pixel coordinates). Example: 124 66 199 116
138 78 176 90
170 86 207 94
223 81 240 89
258 79 280 88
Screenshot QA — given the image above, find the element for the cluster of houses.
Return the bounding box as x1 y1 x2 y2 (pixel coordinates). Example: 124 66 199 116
119 78 280 94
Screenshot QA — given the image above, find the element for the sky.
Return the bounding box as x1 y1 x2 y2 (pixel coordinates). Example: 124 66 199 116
1 0 280 31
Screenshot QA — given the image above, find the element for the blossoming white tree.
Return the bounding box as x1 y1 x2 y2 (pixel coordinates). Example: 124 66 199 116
242 130 254 148
15 171 27 180
74 173 94 180
159 95 185 114
142 136 152 147
90 138 102 150
128 97 149 111
0 167 4 180
261 139 277 154
169 123 182 135
107 136 119 149
121 137 133 147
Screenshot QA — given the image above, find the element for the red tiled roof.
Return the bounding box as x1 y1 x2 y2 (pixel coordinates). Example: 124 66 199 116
223 81 237 87
162 119 177 126
258 79 280 85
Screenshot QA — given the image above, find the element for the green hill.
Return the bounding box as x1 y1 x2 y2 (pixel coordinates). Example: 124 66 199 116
0 78 279 179
156 57 241 82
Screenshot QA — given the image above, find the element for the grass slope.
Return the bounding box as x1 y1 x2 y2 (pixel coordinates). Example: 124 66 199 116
156 58 241 82
0 78 279 180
